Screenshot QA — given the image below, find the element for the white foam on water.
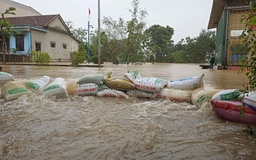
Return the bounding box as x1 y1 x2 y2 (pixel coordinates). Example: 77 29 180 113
0 63 255 160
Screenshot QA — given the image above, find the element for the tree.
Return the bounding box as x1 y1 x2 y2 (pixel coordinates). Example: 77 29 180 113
66 20 88 65
0 7 16 63
71 50 86 66
194 29 216 62
31 51 51 64
99 1 215 64
102 17 127 40
172 29 216 63
173 37 195 63
144 25 174 62
126 0 147 62
171 50 186 63
102 17 128 62
235 0 256 134
183 37 197 63
66 20 88 52
101 0 147 63
240 0 256 92
66 20 87 44
90 31 108 62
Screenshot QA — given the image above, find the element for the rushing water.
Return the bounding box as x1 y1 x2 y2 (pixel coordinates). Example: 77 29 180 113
0 63 255 160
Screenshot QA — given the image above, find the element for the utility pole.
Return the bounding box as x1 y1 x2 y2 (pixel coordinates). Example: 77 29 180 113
87 8 91 64
87 21 90 64
98 0 101 66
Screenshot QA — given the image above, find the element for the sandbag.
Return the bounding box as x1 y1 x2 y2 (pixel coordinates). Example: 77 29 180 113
211 100 256 124
156 88 192 103
1 81 32 101
242 91 256 111
167 73 204 90
65 80 78 96
43 77 67 98
26 75 51 94
0 71 14 85
104 77 135 91
74 83 99 96
191 87 220 107
211 89 242 101
126 89 157 99
97 88 129 98
124 71 168 93
76 74 104 85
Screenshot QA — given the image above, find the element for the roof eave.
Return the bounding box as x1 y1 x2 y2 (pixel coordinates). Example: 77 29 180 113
11 25 49 32
208 0 226 29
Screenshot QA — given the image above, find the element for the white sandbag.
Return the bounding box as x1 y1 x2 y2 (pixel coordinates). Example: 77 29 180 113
76 74 104 85
126 89 157 99
43 77 67 98
167 73 204 90
0 71 14 85
191 88 220 107
124 71 168 93
97 89 129 98
242 91 256 111
211 89 242 101
1 81 32 101
74 83 99 96
26 75 51 94
156 88 192 103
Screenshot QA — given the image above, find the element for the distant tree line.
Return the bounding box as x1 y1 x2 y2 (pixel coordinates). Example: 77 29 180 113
67 0 216 64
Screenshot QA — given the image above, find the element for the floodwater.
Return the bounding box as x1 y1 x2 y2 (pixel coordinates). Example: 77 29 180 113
0 63 255 160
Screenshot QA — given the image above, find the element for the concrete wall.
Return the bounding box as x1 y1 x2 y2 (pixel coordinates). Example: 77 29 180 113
31 29 78 61
49 18 67 31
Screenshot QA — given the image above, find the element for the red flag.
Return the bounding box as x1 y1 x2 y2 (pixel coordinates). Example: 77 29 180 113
89 8 91 15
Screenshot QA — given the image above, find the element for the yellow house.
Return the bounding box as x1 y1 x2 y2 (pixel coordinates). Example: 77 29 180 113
208 0 250 68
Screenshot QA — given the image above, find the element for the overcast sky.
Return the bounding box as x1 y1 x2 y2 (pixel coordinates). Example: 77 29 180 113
14 0 214 43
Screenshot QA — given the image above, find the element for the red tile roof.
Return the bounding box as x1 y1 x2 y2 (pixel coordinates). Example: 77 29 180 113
1 14 79 42
3 14 60 27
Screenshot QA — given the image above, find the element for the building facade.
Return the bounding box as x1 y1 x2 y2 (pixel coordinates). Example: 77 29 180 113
208 0 250 68
0 0 79 62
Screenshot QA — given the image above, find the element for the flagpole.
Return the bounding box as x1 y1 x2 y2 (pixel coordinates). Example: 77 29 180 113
98 0 101 66
87 8 91 64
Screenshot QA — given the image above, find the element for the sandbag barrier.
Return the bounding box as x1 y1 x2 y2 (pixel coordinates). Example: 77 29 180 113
0 70 209 103
1 70 256 124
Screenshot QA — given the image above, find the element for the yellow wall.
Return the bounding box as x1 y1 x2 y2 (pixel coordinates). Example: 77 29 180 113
227 10 248 65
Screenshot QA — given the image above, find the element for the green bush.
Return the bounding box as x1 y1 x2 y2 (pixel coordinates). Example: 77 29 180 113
91 55 98 64
71 51 86 66
31 51 51 64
